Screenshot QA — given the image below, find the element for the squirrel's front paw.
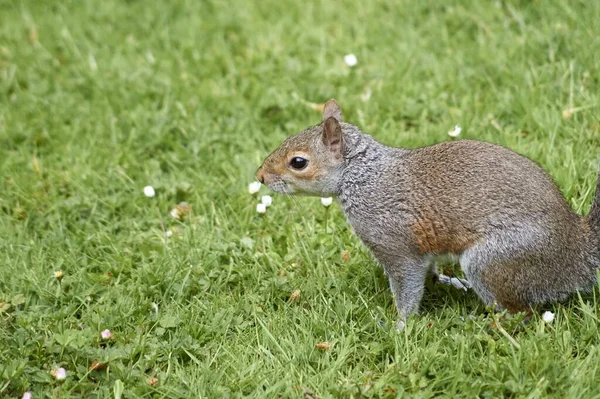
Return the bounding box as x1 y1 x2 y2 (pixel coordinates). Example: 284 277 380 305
437 274 471 291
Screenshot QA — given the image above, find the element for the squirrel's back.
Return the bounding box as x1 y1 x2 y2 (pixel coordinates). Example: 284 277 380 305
403 140 578 226
343 139 587 256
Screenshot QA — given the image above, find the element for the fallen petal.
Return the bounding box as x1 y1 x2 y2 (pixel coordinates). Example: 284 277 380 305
344 53 358 67
289 290 301 303
315 341 330 350
143 186 156 198
89 360 107 371
248 181 261 194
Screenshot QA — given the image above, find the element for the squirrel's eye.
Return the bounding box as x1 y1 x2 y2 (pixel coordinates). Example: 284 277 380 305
289 157 308 170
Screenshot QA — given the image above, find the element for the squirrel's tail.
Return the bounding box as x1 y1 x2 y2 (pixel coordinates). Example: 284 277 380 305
588 161 600 235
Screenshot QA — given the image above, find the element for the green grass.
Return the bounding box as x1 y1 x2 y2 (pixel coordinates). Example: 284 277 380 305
1 0 600 397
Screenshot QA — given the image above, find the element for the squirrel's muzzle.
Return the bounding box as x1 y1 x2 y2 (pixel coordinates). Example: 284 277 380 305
255 167 265 184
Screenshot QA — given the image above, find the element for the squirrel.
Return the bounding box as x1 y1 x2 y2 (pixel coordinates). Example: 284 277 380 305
256 99 600 329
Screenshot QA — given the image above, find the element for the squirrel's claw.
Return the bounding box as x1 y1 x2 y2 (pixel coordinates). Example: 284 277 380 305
437 274 471 291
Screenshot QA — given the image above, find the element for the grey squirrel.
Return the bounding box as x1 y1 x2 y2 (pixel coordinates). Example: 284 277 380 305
256 99 600 329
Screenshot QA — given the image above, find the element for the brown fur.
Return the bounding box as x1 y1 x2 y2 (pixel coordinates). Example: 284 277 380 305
411 216 481 254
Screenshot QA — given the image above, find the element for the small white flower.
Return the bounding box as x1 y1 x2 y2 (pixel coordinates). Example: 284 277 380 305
248 181 261 194
52 367 67 380
143 186 156 197
321 197 333 207
152 302 159 314
261 195 273 207
100 329 112 340
448 125 462 137
542 311 555 323
344 53 358 67
256 203 267 214
22 392 32 399
170 208 180 219
165 230 173 238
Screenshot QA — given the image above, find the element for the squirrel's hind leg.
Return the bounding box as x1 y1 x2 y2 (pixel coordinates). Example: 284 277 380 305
460 236 539 312
458 246 499 307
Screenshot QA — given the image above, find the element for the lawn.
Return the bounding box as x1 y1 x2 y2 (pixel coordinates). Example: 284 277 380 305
1 0 600 397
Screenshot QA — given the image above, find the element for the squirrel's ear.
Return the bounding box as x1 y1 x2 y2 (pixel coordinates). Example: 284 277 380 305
323 99 343 123
323 116 343 158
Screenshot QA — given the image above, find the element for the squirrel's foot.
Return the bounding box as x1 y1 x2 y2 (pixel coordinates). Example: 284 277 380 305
437 274 471 291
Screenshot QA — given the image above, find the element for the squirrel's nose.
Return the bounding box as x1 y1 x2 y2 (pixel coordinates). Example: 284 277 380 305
256 169 265 184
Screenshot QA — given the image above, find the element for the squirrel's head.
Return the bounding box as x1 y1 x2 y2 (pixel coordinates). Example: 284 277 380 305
256 99 345 196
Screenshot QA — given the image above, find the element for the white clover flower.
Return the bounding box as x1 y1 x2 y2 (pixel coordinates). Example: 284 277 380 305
321 197 333 207
100 329 112 340
23 392 32 399
143 186 156 197
165 230 173 238
52 367 67 381
170 208 180 219
256 203 267 214
344 53 358 67
448 125 462 137
542 311 555 323
261 195 273 207
248 181 261 194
